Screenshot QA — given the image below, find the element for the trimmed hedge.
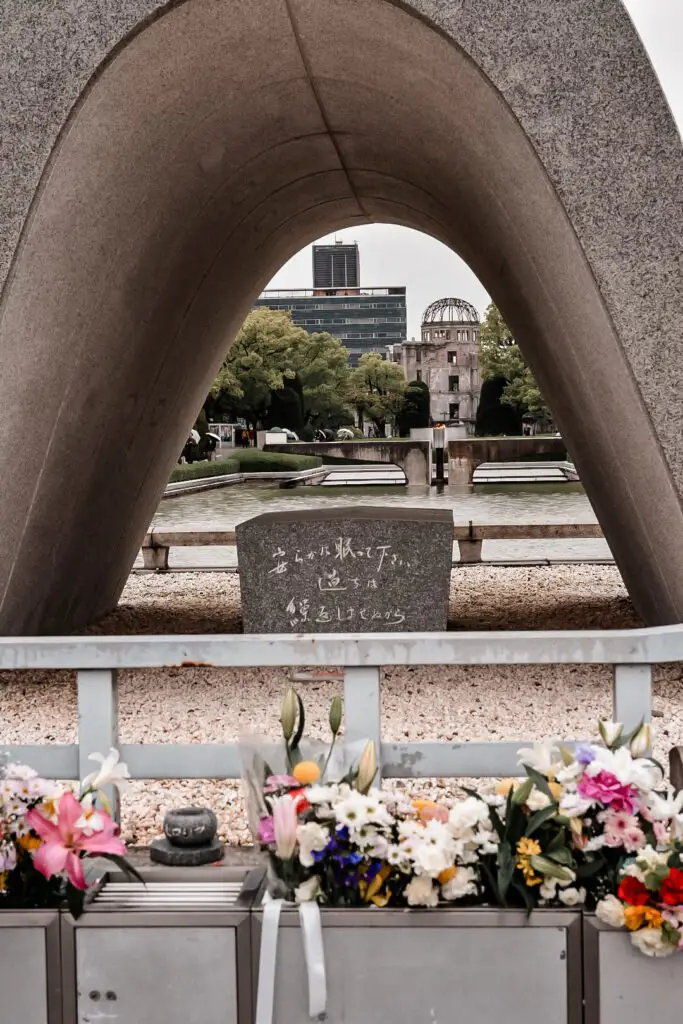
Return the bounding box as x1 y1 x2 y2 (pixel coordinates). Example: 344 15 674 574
236 450 322 472
169 450 321 482
170 458 239 482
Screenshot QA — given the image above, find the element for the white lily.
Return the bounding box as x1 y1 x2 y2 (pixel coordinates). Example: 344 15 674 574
74 792 107 834
82 748 130 793
598 720 623 748
647 790 683 837
517 739 560 776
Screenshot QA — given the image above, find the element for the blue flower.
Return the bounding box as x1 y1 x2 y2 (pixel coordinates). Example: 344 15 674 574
364 859 382 882
575 743 596 765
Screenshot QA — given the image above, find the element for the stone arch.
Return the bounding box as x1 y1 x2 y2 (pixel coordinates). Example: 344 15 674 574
0 0 681 632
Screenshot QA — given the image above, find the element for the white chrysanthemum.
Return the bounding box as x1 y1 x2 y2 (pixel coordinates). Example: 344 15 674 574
448 797 490 834
559 887 585 906
413 843 452 879
405 875 439 907
296 822 329 867
441 867 477 901
630 928 676 958
635 845 669 873
540 878 558 901
305 785 338 805
559 792 593 817
334 791 370 829
595 895 625 929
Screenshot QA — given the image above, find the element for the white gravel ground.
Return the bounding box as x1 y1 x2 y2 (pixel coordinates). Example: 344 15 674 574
2 566 682 846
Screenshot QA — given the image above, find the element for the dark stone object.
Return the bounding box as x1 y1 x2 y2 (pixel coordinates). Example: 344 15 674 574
163 806 217 847
150 806 224 866
236 506 453 633
150 836 224 867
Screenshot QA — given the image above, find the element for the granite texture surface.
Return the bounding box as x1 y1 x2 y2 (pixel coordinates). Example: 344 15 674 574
1 0 682 630
236 507 453 633
0 0 680 478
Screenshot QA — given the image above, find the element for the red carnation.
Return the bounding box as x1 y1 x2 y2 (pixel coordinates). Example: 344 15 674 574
659 867 683 906
618 876 650 906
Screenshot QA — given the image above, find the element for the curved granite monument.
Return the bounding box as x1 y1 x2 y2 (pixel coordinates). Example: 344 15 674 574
0 0 681 632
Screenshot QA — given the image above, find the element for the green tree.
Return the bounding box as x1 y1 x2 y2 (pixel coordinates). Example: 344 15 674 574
348 353 407 436
477 303 551 422
208 308 352 432
397 379 430 436
474 376 523 436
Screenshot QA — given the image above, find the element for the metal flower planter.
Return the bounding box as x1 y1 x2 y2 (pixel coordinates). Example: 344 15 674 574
252 905 582 1024
584 916 683 1024
61 867 258 1024
0 909 62 1023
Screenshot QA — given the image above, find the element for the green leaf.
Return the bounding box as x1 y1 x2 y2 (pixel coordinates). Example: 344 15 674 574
497 844 516 904
530 855 573 882
525 805 558 837
576 856 606 879
546 845 573 867
523 766 553 800
487 803 506 842
66 882 86 920
98 853 146 887
290 691 306 752
510 877 535 915
511 777 534 806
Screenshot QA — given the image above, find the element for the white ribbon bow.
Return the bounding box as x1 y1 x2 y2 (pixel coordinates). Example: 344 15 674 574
256 897 327 1023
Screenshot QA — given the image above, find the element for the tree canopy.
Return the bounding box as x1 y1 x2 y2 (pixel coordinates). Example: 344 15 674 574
348 353 407 435
207 308 352 431
477 303 551 422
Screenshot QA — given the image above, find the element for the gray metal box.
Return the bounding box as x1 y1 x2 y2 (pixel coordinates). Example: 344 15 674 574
253 905 582 1024
61 867 259 1024
584 915 683 1024
0 909 61 1024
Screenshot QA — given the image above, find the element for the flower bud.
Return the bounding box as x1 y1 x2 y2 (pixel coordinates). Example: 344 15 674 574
598 719 624 749
329 695 343 737
356 740 378 794
629 723 653 758
280 687 298 743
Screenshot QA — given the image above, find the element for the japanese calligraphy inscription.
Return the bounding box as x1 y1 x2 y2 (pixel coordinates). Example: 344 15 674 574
236 506 453 633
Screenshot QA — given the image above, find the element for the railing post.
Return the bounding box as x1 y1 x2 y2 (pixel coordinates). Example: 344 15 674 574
612 664 652 737
344 667 382 783
77 669 120 822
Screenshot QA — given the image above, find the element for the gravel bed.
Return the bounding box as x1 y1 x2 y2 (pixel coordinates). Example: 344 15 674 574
2 566 682 847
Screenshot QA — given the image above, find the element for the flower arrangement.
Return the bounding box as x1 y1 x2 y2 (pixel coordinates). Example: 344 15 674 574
595 847 683 957
1 748 141 916
247 690 683 955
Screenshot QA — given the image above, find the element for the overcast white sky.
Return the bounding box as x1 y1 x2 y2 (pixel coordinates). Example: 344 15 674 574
267 0 682 339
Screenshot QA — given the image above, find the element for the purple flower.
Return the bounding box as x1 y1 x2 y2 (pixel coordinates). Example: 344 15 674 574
257 816 275 844
575 744 596 765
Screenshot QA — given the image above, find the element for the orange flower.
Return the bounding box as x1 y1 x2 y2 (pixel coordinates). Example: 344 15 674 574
17 833 41 852
624 906 663 932
413 799 448 824
438 866 457 885
292 761 321 785
496 779 517 797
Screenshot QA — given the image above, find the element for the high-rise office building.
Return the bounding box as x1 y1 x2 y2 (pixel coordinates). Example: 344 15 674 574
255 241 406 366
312 242 359 289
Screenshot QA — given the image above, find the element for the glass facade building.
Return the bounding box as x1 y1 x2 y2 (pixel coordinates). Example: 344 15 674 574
254 286 407 366
312 243 360 289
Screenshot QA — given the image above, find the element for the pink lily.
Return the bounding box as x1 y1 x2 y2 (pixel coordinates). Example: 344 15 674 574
26 791 125 891
271 794 299 860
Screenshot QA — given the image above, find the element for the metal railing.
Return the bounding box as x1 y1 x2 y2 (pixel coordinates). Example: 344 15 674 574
141 522 606 568
0 625 670 820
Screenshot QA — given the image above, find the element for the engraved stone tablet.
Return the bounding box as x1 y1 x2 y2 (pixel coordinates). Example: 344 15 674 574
236 506 452 633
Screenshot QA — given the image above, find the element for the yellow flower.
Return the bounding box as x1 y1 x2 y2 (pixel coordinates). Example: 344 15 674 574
548 781 562 801
517 838 541 858
359 864 392 906
292 761 321 785
624 906 663 932
516 838 543 887
0 872 6 892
